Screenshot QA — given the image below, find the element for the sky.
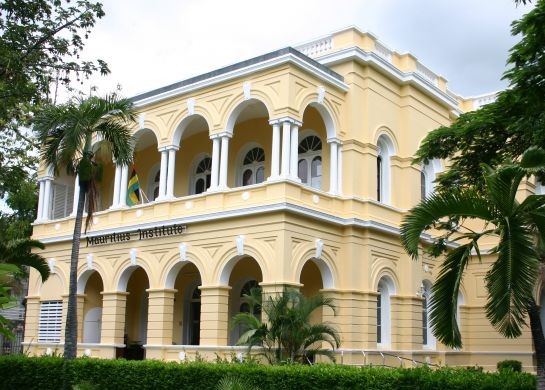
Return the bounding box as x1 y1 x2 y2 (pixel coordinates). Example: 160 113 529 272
77 0 534 100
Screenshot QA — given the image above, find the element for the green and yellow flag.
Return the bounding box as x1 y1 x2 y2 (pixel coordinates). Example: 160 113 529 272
126 165 141 206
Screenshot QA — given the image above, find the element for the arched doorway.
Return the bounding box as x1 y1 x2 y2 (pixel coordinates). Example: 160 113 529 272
124 267 150 359
132 129 160 204
227 256 263 345
171 262 202 345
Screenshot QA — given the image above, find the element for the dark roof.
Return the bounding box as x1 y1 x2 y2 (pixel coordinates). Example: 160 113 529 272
130 47 343 103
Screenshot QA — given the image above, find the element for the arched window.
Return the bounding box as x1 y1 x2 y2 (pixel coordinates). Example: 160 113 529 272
194 157 212 194
377 135 394 205
377 156 383 202
298 135 322 189
239 147 265 186
421 281 435 348
377 277 394 347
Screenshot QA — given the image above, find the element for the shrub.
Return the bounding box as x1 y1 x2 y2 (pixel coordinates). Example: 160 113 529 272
497 360 522 372
0 355 536 390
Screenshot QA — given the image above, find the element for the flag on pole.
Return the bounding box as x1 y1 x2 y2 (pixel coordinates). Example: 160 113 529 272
126 165 141 206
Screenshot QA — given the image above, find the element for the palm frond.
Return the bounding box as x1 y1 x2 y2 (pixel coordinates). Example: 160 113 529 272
485 217 538 337
482 164 525 216
429 243 473 348
401 190 493 259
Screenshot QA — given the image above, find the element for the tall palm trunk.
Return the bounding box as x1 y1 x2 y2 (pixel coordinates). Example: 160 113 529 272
528 298 545 390
63 184 86 360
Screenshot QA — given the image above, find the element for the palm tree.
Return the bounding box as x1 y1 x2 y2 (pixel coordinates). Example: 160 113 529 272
233 288 340 364
33 94 136 360
400 147 545 388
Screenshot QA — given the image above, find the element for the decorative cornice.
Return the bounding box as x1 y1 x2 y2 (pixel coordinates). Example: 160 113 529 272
315 47 462 114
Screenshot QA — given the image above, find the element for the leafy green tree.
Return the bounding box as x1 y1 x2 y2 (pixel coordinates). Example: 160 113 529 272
33 94 136 360
415 1 545 192
233 288 340 364
400 148 545 387
411 2 545 388
0 0 109 134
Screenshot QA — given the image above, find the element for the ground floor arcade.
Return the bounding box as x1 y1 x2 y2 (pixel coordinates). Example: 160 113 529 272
24 214 536 370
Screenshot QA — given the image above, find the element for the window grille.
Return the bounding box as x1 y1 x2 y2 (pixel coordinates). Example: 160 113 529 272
38 301 62 343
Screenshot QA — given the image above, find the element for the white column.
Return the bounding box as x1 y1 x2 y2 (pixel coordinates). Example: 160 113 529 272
42 179 52 221
111 165 122 208
166 146 178 198
119 165 129 207
328 140 339 195
36 180 45 222
157 149 168 200
290 124 300 181
219 134 231 189
70 175 80 216
280 121 291 178
337 143 343 195
210 136 221 191
269 122 280 180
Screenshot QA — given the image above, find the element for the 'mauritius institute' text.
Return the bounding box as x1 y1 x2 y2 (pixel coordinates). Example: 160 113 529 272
86 224 187 246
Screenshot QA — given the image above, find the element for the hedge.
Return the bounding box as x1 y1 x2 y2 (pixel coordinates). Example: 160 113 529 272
0 356 536 390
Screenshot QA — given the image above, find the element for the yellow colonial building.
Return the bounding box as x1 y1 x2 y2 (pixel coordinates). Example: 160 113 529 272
25 27 542 370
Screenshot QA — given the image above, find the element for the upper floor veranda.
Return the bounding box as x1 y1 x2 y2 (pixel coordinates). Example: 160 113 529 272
33 27 504 243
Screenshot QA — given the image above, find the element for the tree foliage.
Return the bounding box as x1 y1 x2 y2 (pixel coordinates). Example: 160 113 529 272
401 148 545 348
0 0 109 133
415 0 545 191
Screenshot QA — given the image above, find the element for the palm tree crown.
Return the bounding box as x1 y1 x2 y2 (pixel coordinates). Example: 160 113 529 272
233 288 340 364
400 147 545 348
33 93 136 361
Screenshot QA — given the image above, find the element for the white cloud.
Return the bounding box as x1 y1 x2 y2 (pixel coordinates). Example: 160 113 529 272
77 0 534 98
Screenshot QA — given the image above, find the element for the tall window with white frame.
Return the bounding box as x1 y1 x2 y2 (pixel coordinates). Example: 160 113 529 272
298 135 322 189
194 156 212 194
377 156 383 202
420 170 427 201
376 289 382 344
377 277 393 347
240 147 265 186
421 281 436 348
376 135 393 204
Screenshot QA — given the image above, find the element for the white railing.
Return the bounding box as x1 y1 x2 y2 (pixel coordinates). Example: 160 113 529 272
374 41 393 62
296 36 333 58
416 62 439 86
472 92 498 109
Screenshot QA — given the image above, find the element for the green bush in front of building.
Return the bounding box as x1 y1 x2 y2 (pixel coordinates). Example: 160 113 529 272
0 355 536 390
497 359 523 373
